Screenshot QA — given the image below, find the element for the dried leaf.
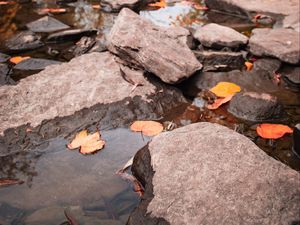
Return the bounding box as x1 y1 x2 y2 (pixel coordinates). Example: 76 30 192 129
92 4 101 9
10 56 30 64
130 121 163 136
149 0 166 8
38 8 66 14
207 94 234 110
0 178 24 187
68 130 105 154
193 4 209 10
245 61 253 71
210 82 241 98
0 1 16 4
257 124 293 139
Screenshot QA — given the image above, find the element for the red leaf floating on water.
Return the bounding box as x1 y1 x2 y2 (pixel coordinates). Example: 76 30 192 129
256 124 293 139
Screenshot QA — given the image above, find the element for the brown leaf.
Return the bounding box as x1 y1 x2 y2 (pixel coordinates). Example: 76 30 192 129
130 121 163 136
0 178 24 187
206 94 234 110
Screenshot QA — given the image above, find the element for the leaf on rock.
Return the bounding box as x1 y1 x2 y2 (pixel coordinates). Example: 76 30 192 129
210 82 241 98
67 130 105 154
149 0 166 8
10 56 30 64
207 94 234 110
256 124 293 139
130 121 163 136
245 61 253 71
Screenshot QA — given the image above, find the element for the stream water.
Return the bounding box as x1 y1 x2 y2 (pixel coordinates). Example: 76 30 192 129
0 0 299 224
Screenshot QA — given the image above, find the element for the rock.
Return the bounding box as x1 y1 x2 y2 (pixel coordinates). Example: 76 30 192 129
228 92 286 122
0 52 186 135
24 206 66 225
0 53 10 63
5 31 44 52
13 58 61 71
249 28 300 64
129 122 300 225
193 23 248 49
47 29 97 43
63 36 96 60
0 64 14 86
283 12 300 32
204 0 299 19
193 50 244 71
107 8 202 84
281 66 300 88
100 0 140 12
26 16 70 33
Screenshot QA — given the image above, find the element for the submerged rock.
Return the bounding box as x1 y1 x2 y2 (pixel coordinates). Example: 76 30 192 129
107 8 202 84
228 92 286 122
14 58 61 71
249 28 300 64
47 29 97 43
193 50 244 71
194 23 248 49
5 31 44 52
129 122 300 225
26 16 70 33
0 52 186 136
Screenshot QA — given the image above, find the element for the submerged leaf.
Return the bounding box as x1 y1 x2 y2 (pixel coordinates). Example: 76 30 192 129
256 124 293 139
210 82 241 98
10 56 30 64
68 130 105 154
130 121 163 136
207 94 234 110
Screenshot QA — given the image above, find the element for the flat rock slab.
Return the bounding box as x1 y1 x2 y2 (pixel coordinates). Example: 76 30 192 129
26 16 70 33
14 58 61 71
194 23 248 49
107 8 202 84
130 122 300 225
5 31 44 52
0 52 185 135
204 0 299 18
249 28 300 64
0 53 10 63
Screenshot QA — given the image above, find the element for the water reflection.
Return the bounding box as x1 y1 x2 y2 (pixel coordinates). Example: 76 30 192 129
73 1 101 29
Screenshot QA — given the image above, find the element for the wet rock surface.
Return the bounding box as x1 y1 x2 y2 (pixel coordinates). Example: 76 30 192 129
13 58 62 71
193 50 244 71
0 53 10 63
0 51 186 141
5 31 44 52
46 29 98 43
249 28 300 64
0 63 14 86
282 66 300 87
194 23 248 49
228 92 286 122
129 122 300 225
101 0 141 12
26 16 70 33
204 0 299 19
107 8 202 84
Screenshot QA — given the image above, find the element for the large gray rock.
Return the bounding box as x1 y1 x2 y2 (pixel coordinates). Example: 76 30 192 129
0 52 186 136
204 0 299 19
194 23 248 49
283 12 300 32
101 0 140 12
249 28 300 64
107 8 202 84
26 16 70 33
129 122 300 225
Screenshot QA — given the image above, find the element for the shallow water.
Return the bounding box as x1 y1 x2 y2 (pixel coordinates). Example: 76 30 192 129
0 128 150 224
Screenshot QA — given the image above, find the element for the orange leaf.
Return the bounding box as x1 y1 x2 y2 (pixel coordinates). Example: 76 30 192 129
130 121 163 136
256 124 293 139
10 56 30 64
39 8 66 14
210 82 241 98
207 94 234 110
193 4 209 10
68 130 105 154
0 1 16 4
245 61 253 71
92 4 101 9
149 0 166 8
